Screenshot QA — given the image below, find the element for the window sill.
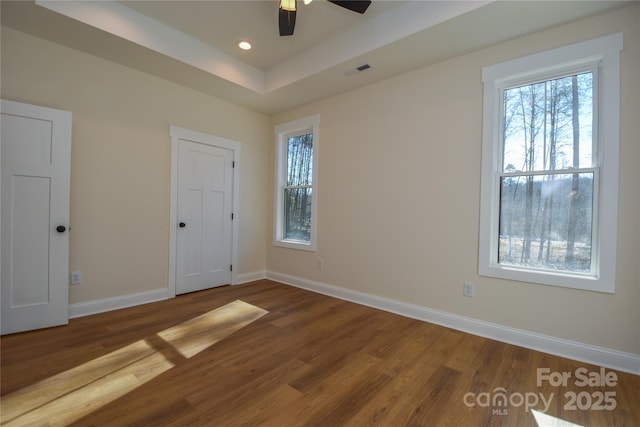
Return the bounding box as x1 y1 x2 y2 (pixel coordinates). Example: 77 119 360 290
273 239 316 252
479 264 614 294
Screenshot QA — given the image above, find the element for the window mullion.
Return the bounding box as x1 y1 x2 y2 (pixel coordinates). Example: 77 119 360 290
284 184 313 190
500 167 598 179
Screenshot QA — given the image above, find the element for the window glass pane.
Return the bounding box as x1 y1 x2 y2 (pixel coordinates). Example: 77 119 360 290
498 172 593 272
287 133 313 187
503 72 593 172
284 187 312 241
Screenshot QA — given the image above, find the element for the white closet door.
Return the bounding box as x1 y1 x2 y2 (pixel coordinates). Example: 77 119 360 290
1 99 72 334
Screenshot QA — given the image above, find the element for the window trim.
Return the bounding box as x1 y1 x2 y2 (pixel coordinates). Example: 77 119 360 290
273 114 319 251
478 33 622 293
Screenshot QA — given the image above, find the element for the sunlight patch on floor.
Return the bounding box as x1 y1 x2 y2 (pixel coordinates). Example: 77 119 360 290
0 300 268 426
158 299 268 358
532 409 584 427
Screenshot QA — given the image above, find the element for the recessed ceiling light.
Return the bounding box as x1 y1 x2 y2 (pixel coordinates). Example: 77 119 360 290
238 40 252 50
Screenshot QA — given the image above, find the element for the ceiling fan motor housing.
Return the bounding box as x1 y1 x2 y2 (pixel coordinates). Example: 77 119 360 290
279 0 371 36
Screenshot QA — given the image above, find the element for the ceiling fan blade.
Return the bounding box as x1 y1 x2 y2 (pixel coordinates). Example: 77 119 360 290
327 0 371 14
279 9 296 36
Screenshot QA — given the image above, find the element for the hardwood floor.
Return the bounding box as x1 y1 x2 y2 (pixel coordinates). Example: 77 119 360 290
1 280 638 426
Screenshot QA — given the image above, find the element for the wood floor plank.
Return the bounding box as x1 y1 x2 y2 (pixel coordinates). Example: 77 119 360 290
1 279 638 426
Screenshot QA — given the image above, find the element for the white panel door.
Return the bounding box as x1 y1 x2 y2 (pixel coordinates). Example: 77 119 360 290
1 100 72 334
176 140 233 294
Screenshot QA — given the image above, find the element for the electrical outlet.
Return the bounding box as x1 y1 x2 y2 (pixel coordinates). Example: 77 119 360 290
316 258 324 270
463 282 474 297
71 271 82 285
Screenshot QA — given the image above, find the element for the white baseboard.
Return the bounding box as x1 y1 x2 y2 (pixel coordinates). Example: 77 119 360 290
266 271 640 375
236 270 266 284
69 288 169 319
69 270 266 319
69 270 268 319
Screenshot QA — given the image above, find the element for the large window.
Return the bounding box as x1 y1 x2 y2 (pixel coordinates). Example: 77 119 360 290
274 115 319 251
479 33 622 293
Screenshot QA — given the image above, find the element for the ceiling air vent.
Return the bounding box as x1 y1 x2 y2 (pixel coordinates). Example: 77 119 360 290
345 64 372 76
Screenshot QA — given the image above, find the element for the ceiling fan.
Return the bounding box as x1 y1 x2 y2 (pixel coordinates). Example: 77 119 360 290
279 0 372 36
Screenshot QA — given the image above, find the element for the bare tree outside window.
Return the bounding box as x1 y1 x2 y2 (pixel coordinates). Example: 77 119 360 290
284 133 313 241
498 72 594 273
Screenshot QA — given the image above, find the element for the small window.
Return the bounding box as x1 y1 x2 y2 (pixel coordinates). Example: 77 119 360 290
479 33 622 292
274 115 319 251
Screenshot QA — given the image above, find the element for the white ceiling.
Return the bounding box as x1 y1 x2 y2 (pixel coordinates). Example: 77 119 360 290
1 0 632 114
121 0 408 71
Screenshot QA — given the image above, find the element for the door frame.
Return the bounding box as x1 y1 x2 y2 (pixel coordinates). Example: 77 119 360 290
168 125 240 298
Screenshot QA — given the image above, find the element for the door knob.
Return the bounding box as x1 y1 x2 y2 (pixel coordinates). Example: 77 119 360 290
56 225 66 233
179 222 186 228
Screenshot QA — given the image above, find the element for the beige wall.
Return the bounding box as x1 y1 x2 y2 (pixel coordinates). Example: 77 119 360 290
270 5 640 355
2 4 638 357
1 27 271 304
